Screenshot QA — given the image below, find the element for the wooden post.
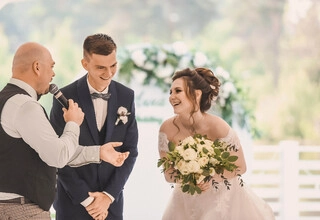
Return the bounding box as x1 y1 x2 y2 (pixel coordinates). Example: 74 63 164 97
280 140 299 220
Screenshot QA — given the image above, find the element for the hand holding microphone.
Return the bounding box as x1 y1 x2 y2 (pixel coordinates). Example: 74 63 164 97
49 84 84 126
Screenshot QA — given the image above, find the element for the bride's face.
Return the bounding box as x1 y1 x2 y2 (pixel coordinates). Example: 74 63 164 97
169 78 193 115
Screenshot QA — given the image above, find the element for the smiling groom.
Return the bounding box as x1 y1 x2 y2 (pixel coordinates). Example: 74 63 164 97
50 33 138 220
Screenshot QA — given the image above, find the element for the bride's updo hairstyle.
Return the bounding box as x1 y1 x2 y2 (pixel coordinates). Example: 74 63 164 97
172 67 220 113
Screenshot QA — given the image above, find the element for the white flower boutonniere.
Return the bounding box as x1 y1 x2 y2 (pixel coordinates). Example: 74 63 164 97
115 106 131 125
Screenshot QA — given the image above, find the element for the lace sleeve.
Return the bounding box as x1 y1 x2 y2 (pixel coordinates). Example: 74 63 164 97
158 132 169 152
218 128 241 150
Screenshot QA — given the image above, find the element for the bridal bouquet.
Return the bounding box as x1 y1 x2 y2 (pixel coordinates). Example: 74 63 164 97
157 134 240 195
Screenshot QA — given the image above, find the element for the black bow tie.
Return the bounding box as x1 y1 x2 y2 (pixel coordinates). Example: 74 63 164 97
91 92 111 101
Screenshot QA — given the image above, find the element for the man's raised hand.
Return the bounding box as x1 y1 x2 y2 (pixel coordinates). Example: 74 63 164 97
100 142 129 167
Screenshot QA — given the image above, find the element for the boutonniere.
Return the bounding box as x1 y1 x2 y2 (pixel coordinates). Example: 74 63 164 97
115 106 131 125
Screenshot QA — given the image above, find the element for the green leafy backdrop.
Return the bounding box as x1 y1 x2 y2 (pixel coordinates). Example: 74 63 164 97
118 42 258 136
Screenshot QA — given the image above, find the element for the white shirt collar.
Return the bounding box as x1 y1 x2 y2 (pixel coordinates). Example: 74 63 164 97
86 77 109 94
9 78 38 100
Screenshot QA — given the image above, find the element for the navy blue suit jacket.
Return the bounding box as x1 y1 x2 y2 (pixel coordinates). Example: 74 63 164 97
50 74 138 220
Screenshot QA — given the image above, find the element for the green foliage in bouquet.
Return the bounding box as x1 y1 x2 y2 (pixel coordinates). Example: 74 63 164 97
157 134 242 195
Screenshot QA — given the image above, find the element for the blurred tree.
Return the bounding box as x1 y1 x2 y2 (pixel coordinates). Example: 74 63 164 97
0 28 12 88
0 0 319 143
277 0 320 143
38 19 83 113
224 0 286 88
0 0 220 49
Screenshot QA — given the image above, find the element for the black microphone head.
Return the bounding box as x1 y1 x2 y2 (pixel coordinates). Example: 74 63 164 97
49 84 59 95
49 83 69 108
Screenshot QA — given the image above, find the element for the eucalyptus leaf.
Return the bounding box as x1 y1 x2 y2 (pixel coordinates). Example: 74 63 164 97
221 152 230 159
182 184 189 193
202 147 209 154
228 155 238 162
168 142 175 152
195 186 202 194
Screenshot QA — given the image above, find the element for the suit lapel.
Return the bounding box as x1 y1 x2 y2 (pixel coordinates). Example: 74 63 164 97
77 75 100 144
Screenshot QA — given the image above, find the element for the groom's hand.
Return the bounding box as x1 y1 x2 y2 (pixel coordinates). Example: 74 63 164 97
86 192 111 220
100 142 130 167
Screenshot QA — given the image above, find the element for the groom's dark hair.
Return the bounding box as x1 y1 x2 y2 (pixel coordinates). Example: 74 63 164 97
83 33 117 58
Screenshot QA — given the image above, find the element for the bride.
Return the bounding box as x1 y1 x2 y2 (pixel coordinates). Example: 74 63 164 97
158 67 275 220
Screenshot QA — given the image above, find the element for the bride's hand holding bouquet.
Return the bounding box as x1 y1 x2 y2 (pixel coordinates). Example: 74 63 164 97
158 134 242 195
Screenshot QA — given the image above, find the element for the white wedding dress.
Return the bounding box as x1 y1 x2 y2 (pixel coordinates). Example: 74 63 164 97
158 129 275 220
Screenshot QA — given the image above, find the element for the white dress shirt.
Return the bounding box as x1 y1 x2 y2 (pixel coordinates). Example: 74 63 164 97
87 80 108 131
0 78 101 200
80 79 115 207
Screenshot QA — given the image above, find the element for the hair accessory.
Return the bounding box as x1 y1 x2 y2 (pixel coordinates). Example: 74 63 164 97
210 85 216 90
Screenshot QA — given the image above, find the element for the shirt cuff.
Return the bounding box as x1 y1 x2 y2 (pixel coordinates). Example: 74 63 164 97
81 196 94 207
103 191 115 203
80 192 114 208
84 145 100 163
67 145 101 167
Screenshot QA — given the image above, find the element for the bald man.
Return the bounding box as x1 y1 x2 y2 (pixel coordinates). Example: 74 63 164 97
0 42 129 219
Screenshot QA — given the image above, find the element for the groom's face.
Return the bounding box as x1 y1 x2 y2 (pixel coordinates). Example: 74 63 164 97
82 50 118 92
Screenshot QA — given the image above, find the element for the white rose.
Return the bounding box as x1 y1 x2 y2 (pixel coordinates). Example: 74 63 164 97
209 157 219 165
181 136 196 146
186 160 201 173
215 66 230 80
178 55 192 69
203 140 214 154
115 106 130 125
197 144 204 153
156 64 174 78
172 41 188 56
209 167 216 176
193 52 208 67
181 148 197 161
218 97 226 107
117 106 128 115
221 82 237 99
131 50 146 67
203 139 213 146
176 160 190 175
144 61 155 70
132 69 146 84
197 156 209 167
119 115 128 124
157 50 167 63
175 145 184 155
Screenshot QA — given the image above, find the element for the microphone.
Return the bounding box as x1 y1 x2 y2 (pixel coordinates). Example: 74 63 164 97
49 84 69 109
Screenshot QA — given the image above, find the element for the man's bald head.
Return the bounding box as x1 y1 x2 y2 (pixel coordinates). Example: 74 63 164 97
12 42 50 77
11 42 55 96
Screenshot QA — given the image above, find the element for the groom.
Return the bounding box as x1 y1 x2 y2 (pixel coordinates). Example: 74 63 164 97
50 33 138 220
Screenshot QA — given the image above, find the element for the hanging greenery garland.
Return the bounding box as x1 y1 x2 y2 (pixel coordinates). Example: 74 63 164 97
118 42 257 136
